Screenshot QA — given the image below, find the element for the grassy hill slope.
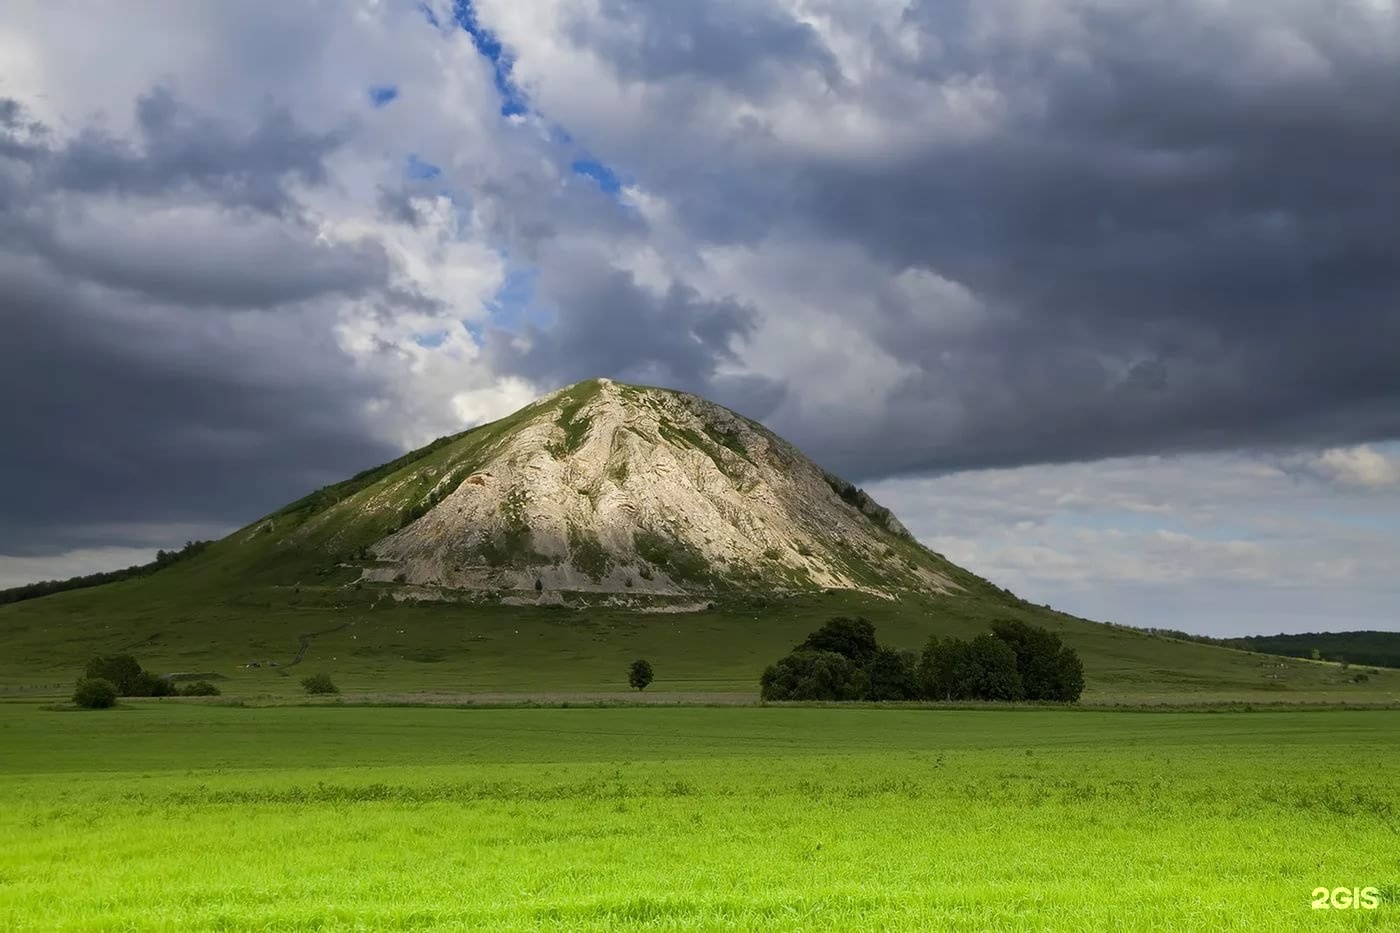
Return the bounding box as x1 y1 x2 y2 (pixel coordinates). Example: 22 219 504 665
2 564 1395 704
3 378 1394 705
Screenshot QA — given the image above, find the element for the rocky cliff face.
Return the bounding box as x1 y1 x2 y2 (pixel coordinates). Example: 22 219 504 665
264 379 958 598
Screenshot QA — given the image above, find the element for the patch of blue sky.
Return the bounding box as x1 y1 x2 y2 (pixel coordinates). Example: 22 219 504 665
484 267 545 334
368 85 399 107
450 1 528 116
571 158 623 195
405 154 442 181
424 0 633 202
413 330 450 349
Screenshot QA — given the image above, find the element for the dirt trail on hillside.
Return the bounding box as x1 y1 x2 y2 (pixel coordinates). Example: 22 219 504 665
282 621 352 671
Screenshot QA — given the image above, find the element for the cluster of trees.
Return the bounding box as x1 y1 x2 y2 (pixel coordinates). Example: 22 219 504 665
760 617 1085 703
1 541 211 606
72 654 221 708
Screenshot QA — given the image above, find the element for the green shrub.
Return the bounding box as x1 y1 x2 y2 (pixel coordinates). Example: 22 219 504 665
569 528 612 582
632 531 710 584
301 673 340 695
84 655 143 695
179 681 222 697
628 659 654 691
84 654 181 697
73 677 118 709
128 670 178 697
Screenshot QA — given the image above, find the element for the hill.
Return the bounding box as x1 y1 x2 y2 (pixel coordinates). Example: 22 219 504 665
208 377 964 597
1 378 1397 704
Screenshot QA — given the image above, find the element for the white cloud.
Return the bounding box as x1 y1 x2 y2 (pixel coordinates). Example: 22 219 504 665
1313 445 1400 488
868 448 1400 635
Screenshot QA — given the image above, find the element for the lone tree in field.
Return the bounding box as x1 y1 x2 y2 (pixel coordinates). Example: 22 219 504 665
628 659 654 691
73 677 119 709
301 673 339 695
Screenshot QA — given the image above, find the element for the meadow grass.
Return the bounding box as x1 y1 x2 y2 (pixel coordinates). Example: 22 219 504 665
3 582 1397 705
1 702 1397 930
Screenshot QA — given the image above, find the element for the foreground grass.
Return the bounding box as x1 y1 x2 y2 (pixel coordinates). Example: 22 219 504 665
2 704 1397 930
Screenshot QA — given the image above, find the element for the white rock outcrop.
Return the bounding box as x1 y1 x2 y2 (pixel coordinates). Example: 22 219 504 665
351 379 956 597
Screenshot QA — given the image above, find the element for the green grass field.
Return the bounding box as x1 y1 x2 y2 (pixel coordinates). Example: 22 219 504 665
2 702 1397 930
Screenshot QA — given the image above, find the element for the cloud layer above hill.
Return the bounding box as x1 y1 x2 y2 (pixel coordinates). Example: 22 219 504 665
3 1 1397 632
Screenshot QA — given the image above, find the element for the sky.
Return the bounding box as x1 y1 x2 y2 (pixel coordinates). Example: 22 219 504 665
1 0 1397 636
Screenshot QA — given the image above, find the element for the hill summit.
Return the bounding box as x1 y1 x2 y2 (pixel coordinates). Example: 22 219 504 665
241 378 961 598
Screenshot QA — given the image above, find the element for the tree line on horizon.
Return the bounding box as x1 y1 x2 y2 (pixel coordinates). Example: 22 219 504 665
0 541 212 606
760 617 1085 703
1134 626 1400 671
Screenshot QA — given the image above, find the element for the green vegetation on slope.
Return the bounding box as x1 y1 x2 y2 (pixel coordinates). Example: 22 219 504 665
160 390 565 587
567 526 613 582
633 530 712 586
0 540 210 606
1 704 1396 930
546 379 603 457
2 576 1397 704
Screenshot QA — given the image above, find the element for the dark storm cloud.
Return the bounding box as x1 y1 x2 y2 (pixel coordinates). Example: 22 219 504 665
0 254 397 556
568 0 840 95
34 217 390 310
801 3 1400 476
7 0 1400 569
489 255 779 410
2 94 383 310
49 87 343 216
528 0 1400 480
0 93 401 555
